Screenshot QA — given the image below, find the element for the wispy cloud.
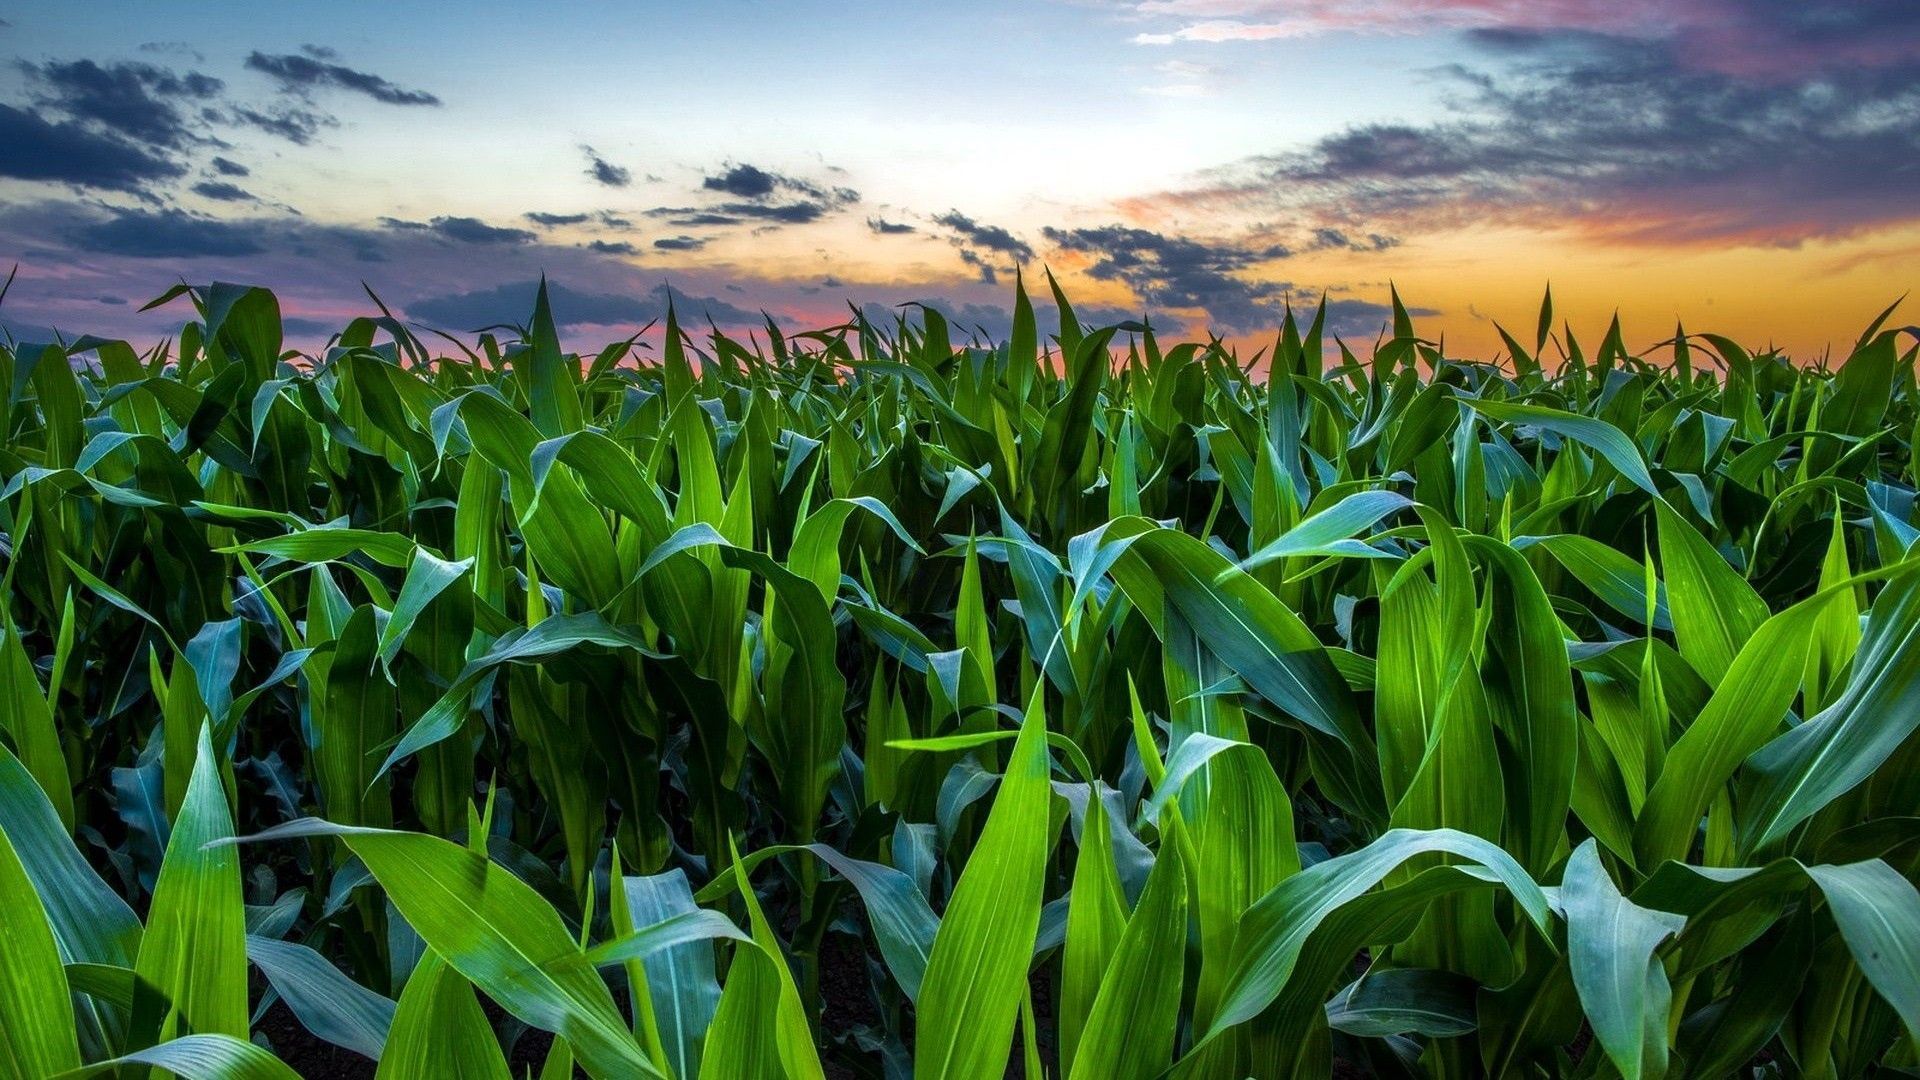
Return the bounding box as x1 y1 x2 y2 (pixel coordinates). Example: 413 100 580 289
244 47 441 106
933 211 1035 284
581 145 632 187
381 215 537 244
1043 223 1293 332
1124 7 1920 247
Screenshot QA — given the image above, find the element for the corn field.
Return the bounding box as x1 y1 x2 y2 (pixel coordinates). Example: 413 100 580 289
1 273 1917 1079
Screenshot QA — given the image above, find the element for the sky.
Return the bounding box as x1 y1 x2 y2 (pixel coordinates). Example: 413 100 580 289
2 0 1917 360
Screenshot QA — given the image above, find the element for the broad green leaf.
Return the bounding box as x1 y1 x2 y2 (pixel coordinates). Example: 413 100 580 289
374 952 511 1080
1068 838 1187 1080
1563 840 1685 1080
231 819 660 1079
136 723 248 1042
916 691 1057 1080
0 820 80 1078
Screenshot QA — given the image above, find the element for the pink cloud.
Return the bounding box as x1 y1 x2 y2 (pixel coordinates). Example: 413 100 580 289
1126 0 1679 43
1121 0 1920 78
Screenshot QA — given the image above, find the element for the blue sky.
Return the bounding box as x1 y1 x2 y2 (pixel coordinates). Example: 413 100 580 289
3 0 1918 356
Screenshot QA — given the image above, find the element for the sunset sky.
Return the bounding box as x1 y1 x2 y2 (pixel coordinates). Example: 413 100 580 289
2 0 1917 360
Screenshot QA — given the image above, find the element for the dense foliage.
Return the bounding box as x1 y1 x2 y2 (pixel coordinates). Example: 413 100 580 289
1 274 1918 1079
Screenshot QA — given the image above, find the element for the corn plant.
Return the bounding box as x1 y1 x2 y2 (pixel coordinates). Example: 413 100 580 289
0 274 1917 1078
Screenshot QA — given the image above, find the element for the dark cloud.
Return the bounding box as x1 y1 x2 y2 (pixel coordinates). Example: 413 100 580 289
98 295 127 305
383 216 536 245
210 156 249 176
588 239 639 255
0 104 184 190
957 248 999 285
867 216 916 235
1043 224 1293 333
407 280 755 330
581 145 632 187
933 211 1038 284
653 235 706 251
245 50 440 106
713 201 833 224
701 162 853 201
679 162 859 229
525 211 590 227
228 103 333 145
280 316 336 337
137 42 208 63
68 208 268 258
190 180 254 202
934 211 1034 261
22 58 223 149
704 163 780 199
647 208 742 227
1318 298 1441 340
1309 227 1398 252
1173 13 1920 246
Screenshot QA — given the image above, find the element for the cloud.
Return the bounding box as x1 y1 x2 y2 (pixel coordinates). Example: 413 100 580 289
934 211 1035 261
525 211 591 227
1308 227 1398 252
280 316 337 337
210 156 249 176
703 163 783 199
588 239 638 255
652 235 706 251
867 216 916 235
933 211 1038 283
244 50 441 106
713 201 835 224
191 180 254 202
1122 0 1669 45
22 58 223 149
0 104 184 190
581 145 632 187
226 103 332 144
1122 1 1920 76
67 208 268 257
1043 224 1293 332
406 280 755 330
1318 297 1440 339
676 162 859 228
1138 12 1920 247
648 209 742 227
383 215 536 244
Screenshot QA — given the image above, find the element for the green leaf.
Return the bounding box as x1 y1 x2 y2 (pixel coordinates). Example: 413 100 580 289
1325 968 1479 1038
1067 838 1187 1080
1738 568 1920 854
0 818 80 1078
247 935 396 1062
1804 860 1920 1042
374 952 511 1080
915 691 1057 1080
1563 840 1685 1080
136 723 248 1042
1205 828 1553 1038
231 819 661 1079
1464 398 1657 495
57 1033 300 1079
